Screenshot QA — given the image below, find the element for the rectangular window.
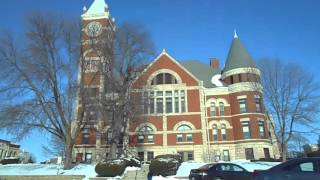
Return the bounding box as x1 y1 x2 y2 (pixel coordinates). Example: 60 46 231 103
245 148 254 160
85 153 92 163
138 152 144 162
156 91 163 96
177 134 183 142
147 152 154 162
165 91 172 96
82 128 90 144
137 135 144 143
242 122 251 139
255 98 262 112
187 152 194 160
219 103 225 116
213 128 218 141
186 134 193 142
223 150 230 161
263 148 270 159
166 97 172 113
259 121 265 138
181 90 186 112
239 99 247 113
147 135 154 143
156 98 163 113
174 97 179 113
150 98 154 114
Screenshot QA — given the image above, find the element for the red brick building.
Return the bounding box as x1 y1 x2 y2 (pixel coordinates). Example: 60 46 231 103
73 0 279 163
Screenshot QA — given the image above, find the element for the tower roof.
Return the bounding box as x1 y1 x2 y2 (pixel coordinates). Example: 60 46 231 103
223 32 256 73
82 0 110 19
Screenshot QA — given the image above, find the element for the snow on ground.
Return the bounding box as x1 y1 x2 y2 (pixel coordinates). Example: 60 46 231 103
176 161 207 177
0 163 140 180
0 160 280 180
155 160 280 179
231 159 280 172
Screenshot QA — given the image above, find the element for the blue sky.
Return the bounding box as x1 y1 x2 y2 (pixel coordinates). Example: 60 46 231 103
0 0 320 162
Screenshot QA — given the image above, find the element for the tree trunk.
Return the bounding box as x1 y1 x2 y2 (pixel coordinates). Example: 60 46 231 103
281 143 287 162
64 139 74 170
109 141 118 159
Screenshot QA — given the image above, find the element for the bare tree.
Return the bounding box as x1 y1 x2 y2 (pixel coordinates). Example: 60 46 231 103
42 135 65 158
258 58 320 161
0 12 85 169
98 23 155 160
288 132 309 156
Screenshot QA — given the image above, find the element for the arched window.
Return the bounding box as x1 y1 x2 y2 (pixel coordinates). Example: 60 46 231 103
221 124 227 141
138 125 154 134
210 102 216 116
212 124 218 141
177 124 192 131
151 73 178 85
219 102 225 116
176 124 193 142
137 125 154 143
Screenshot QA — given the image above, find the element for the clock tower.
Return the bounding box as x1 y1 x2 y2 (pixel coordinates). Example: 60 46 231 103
74 0 115 163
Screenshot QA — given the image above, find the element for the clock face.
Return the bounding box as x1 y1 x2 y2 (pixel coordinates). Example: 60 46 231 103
86 21 102 37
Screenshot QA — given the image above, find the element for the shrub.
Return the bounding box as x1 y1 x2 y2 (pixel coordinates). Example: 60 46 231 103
95 159 127 177
149 157 181 177
0 158 20 165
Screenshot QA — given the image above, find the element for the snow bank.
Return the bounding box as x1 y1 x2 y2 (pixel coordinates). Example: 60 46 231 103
174 160 280 177
231 159 280 172
0 163 140 180
175 161 207 177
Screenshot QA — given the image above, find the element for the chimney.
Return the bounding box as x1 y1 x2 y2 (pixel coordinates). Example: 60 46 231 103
210 58 219 69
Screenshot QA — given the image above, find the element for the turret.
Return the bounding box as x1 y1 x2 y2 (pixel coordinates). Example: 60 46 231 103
221 31 260 85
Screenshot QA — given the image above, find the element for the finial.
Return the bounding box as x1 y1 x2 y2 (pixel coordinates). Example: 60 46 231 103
83 6 87 12
234 29 238 38
162 49 166 53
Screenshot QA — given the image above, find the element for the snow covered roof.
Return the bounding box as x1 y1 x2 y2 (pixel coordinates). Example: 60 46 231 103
82 0 111 20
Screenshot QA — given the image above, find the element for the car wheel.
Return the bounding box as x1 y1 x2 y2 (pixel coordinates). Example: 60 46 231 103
213 177 222 180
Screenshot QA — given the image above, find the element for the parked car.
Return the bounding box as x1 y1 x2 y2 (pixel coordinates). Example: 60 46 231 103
253 157 320 180
189 163 216 180
189 162 252 180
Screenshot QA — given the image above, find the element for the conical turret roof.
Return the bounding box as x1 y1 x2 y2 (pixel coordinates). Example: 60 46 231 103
223 32 256 73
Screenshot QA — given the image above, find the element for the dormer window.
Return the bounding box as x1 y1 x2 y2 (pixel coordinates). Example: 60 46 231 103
151 73 178 85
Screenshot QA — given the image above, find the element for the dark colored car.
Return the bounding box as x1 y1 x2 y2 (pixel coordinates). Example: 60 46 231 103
253 157 320 180
189 163 252 180
189 163 216 180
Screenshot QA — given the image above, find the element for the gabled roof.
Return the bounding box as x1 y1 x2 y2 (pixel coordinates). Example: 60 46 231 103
223 35 256 72
180 60 221 88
